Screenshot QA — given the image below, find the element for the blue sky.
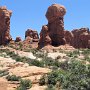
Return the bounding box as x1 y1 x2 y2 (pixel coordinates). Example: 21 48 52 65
0 0 90 40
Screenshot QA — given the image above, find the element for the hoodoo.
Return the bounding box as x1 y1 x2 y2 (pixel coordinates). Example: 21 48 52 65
0 6 12 45
38 4 66 48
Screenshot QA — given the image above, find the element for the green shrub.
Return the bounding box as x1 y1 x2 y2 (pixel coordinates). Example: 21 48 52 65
30 60 44 67
20 79 32 88
35 52 44 58
16 86 27 90
42 60 90 90
82 49 90 55
67 52 74 57
39 75 46 86
44 57 55 67
67 50 80 58
47 71 60 85
0 70 9 77
84 55 90 62
15 56 22 62
46 84 55 90
30 48 38 55
6 75 21 81
16 79 32 90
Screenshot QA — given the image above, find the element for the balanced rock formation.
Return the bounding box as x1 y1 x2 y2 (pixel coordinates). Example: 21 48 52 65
38 4 66 48
0 6 12 45
15 37 22 42
25 29 39 42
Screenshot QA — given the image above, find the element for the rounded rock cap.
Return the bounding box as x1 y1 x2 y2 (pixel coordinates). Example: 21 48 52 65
46 4 66 22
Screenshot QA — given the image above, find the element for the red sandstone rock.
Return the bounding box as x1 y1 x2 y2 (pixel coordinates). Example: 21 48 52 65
46 4 66 23
38 4 90 49
88 40 90 48
0 6 12 45
38 4 66 48
64 30 74 44
24 36 33 44
0 5 89 49
15 37 22 42
25 29 39 42
38 25 51 48
71 28 90 48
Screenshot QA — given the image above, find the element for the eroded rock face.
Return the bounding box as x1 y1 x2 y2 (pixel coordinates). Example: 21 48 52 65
39 4 66 48
64 30 74 44
46 4 66 23
71 28 90 48
38 25 51 48
24 36 33 44
0 6 12 45
15 37 22 42
38 4 90 49
25 29 39 42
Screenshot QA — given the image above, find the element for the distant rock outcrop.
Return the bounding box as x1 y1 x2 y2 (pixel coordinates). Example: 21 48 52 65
25 29 39 42
38 4 66 48
0 6 12 45
15 37 22 42
71 28 90 48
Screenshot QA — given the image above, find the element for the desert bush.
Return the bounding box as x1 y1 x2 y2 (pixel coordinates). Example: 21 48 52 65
16 86 27 90
84 55 90 62
44 57 55 67
47 71 60 85
20 79 32 89
41 60 90 90
46 84 55 90
39 75 46 86
82 49 90 55
0 70 9 77
35 51 45 58
66 50 80 58
30 59 44 67
30 48 38 55
6 75 21 81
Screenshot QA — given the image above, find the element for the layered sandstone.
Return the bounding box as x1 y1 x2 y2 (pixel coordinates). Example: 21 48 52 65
0 6 12 45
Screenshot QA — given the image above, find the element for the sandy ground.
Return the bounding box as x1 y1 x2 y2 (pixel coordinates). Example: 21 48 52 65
0 55 50 90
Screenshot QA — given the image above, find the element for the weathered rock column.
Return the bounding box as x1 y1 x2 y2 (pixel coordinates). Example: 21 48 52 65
38 4 66 48
0 6 12 45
